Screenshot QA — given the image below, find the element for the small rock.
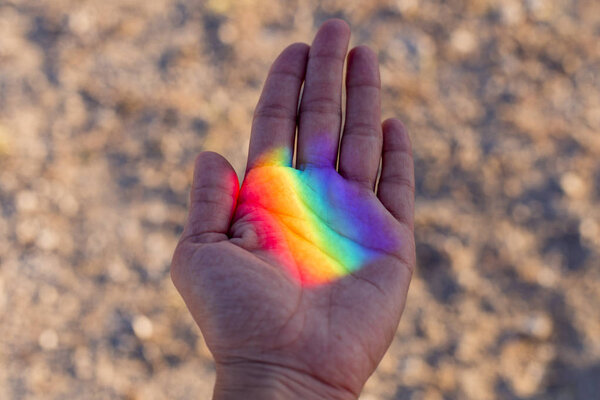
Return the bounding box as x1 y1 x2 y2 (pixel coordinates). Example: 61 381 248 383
500 340 553 397
460 367 495 400
560 172 587 199
39 329 59 350
500 1 525 25
145 201 168 225
132 315 153 340
580 218 599 243
16 190 38 212
521 313 554 340
58 193 79 216
16 218 39 245
451 28 477 54
218 22 239 44
400 356 432 385
36 228 59 251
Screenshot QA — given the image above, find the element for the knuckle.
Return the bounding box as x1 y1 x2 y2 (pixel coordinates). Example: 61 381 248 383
310 51 346 63
384 174 415 192
300 96 341 116
254 102 297 122
269 69 304 82
345 122 381 139
347 80 380 90
192 184 231 205
344 172 373 188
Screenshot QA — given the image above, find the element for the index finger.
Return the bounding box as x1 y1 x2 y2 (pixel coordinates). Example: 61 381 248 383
246 42 309 170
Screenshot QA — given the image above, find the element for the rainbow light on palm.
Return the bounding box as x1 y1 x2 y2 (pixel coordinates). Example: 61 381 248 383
235 147 395 285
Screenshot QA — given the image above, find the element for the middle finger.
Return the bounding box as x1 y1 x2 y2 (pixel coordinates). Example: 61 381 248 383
296 19 350 169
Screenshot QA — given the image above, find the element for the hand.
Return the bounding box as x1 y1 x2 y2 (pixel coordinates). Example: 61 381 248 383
171 19 415 399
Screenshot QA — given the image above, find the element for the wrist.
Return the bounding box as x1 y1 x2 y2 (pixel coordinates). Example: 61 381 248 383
213 360 357 400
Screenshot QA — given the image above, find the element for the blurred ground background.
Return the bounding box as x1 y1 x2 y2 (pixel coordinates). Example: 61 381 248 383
1 0 599 399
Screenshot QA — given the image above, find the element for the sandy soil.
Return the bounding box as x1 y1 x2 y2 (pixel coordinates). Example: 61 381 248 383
1 0 599 399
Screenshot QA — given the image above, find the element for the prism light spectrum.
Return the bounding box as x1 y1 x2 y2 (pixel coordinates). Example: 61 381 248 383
234 148 395 285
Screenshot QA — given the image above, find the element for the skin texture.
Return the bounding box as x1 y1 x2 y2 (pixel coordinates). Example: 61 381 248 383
171 19 415 399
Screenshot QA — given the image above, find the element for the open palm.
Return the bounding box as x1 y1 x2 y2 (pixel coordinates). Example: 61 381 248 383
171 20 415 399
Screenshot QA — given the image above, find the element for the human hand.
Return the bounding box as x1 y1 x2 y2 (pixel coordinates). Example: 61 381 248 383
171 19 415 399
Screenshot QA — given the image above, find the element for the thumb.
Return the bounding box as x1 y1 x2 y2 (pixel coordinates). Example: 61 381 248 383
181 151 239 244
